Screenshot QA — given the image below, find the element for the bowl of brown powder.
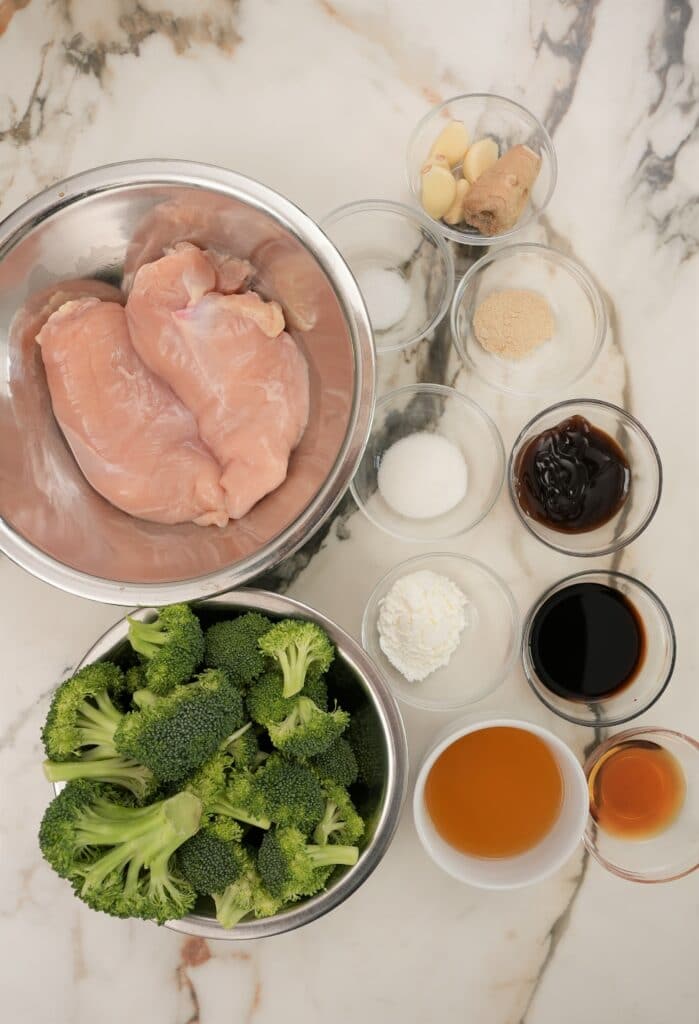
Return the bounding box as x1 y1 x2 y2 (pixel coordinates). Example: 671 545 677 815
450 243 607 396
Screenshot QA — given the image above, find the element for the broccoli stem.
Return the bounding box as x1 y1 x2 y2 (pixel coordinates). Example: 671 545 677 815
75 692 124 748
313 801 341 845
127 617 168 658
211 796 271 831
43 757 147 786
306 844 358 867
278 635 315 698
221 722 252 750
214 889 251 929
132 689 158 709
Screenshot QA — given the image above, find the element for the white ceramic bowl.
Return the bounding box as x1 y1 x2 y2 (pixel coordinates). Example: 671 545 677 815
413 714 588 889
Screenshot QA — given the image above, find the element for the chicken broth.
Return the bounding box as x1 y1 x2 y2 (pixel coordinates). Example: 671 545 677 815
425 726 563 858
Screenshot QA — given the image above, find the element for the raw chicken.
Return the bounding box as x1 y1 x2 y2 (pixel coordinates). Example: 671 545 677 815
126 245 310 519
37 298 228 527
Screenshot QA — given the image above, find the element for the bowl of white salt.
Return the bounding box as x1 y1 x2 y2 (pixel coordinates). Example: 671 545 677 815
350 383 505 541
362 552 520 710
322 201 454 353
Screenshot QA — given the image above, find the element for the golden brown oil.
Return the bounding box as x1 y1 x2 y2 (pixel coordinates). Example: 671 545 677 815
424 726 563 858
589 740 685 840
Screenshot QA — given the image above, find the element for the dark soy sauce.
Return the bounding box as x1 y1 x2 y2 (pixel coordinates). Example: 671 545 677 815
515 415 631 533
529 582 646 702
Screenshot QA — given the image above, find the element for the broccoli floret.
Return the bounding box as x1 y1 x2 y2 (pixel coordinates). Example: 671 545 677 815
267 696 349 760
314 782 365 846
39 780 201 923
185 752 270 829
258 826 358 902
204 614 272 688
177 825 242 895
347 706 385 788
246 670 328 727
213 846 281 928
127 604 204 695
42 663 126 761
310 738 358 788
257 754 324 832
258 620 334 698
114 670 244 783
124 664 147 696
41 663 156 800
222 722 260 769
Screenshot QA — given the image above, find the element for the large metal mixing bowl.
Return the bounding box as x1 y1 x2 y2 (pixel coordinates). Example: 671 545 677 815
0 162 374 603
69 590 408 939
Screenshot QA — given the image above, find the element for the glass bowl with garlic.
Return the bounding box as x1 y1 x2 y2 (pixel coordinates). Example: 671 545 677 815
406 93 557 245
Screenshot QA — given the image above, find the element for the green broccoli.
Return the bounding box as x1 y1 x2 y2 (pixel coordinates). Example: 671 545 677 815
257 754 324 832
222 722 261 769
246 669 328 727
258 826 358 901
127 604 204 695
41 663 156 800
114 670 245 783
213 846 280 928
257 620 334 698
347 705 385 788
267 696 349 760
177 825 242 895
314 782 365 846
204 613 272 687
310 738 358 788
39 780 201 923
124 664 147 695
185 752 271 829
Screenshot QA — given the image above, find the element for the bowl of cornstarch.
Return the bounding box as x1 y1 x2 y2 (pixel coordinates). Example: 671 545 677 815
350 383 505 542
362 552 520 710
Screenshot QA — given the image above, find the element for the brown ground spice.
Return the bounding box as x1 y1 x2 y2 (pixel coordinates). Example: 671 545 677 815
473 289 555 359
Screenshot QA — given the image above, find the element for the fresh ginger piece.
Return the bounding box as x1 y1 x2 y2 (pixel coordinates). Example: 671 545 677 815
462 138 499 183
429 120 470 166
443 179 470 225
421 160 457 219
462 145 541 236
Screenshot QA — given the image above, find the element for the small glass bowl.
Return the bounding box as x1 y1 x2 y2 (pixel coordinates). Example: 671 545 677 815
350 383 505 542
451 244 607 396
322 200 454 353
523 570 676 727
406 93 557 246
362 553 520 711
508 399 662 557
584 727 699 883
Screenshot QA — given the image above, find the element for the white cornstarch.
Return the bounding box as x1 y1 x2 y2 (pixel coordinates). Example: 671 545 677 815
377 569 469 682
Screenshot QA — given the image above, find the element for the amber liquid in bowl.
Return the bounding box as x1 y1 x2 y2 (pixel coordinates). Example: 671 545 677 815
425 726 563 858
589 740 686 840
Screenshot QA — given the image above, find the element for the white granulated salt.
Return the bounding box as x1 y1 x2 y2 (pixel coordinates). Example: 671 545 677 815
355 266 411 332
377 432 468 519
377 569 469 682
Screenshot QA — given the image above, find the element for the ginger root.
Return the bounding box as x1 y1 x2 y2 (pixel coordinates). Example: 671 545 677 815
462 144 541 236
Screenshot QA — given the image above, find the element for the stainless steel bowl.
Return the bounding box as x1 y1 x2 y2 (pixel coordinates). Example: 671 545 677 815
68 590 408 939
0 161 374 604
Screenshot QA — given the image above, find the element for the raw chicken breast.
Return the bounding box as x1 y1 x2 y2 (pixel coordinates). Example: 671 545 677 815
126 246 310 519
37 298 228 527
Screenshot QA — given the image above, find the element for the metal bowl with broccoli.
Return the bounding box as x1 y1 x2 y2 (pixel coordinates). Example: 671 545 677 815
38 591 408 939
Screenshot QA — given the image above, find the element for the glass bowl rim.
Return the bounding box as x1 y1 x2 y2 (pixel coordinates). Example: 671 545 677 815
449 242 608 397
405 91 558 246
582 725 699 883
349 382 506 541
521 568 677 727
321 198 455 353
361 550 521 711
507 396 663 556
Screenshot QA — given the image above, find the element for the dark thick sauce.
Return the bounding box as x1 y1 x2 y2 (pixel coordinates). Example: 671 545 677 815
529 582 646 702
515 415 631 533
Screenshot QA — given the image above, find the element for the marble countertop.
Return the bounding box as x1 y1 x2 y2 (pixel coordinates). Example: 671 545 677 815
1 2 698 1022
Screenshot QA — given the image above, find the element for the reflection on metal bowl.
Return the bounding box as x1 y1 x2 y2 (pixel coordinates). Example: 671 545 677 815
0 161 374 603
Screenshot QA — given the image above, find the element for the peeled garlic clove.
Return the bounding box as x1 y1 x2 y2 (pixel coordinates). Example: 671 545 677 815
429 120 470 166
420 163 457 219
443 178 470 225
462 137 499 183
422 153 450 172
